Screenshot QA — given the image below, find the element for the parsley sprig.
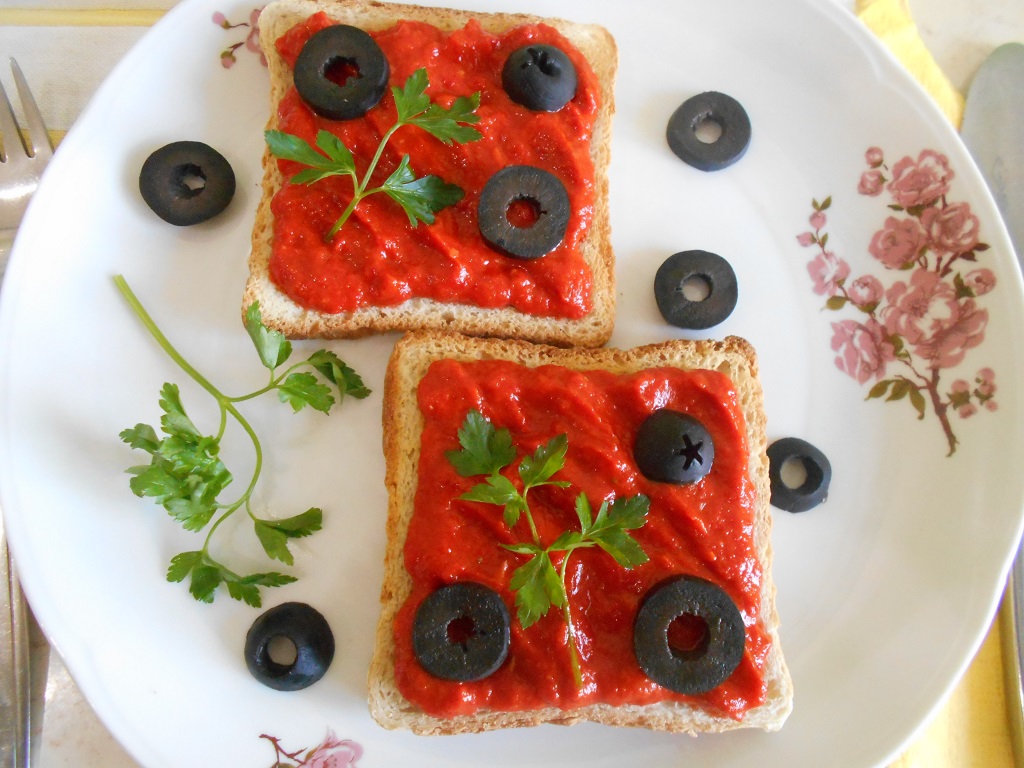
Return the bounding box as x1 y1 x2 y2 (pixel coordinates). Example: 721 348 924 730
114 275 370 607
447 410 650 687
266 67 482 241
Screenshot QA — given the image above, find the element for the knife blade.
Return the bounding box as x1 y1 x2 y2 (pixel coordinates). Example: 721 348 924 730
960 41 1024 757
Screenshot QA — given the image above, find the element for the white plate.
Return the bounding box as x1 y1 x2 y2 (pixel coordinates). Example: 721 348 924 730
2 0 1023 766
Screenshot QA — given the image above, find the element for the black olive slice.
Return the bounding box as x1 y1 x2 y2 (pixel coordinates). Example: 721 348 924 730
634 575 745 695
294 25 390 120
244 602 335 691
412 582 510 682
502 44 578 112
767 437 832 512
634 409 715 485
666 91 752 172
477 165 570 260
654 250 738 330
138 141 236 226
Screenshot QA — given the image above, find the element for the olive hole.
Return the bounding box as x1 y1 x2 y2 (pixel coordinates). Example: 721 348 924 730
693 114 724 144
325 56 361 87
175 164 207 198
678 274 712 302
780 455 824 494
506 196 542 228
673 435 705 470
667 613 710 659
526 47 559 77
447 615 477 649
267 634 298 667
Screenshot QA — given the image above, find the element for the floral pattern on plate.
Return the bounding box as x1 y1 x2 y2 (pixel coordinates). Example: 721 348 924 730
797 147 997 456
261 731 363 767
214 7 266 68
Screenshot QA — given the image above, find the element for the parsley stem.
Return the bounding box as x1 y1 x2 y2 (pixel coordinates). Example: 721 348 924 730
558 552 583 689
518 487 542 546
326 121 403 240
114 275 265 532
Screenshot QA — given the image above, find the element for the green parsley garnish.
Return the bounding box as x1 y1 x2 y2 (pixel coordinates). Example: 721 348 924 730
447 409 650 688
265 67 482 241
114 275 370 607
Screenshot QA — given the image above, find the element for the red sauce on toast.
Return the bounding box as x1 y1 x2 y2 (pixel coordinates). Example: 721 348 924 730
271 15 599 318
395 359 770 719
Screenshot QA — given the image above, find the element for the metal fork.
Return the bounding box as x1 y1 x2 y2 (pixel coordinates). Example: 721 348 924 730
0 58 53 768
0 58 52 277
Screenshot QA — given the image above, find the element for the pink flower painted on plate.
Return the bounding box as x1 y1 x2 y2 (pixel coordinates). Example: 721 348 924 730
831 318 896 384
261 731 363 768
911 298 987 370
963 268 996 296
887 149 954 209
920 201 980 257
808 250 850 296
868 215 928 269
798 147 997 456
880 270 957 345
858 169 885 196
847 274 884 308
216 7 266 68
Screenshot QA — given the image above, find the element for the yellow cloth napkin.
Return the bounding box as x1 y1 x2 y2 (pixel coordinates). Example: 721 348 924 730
855 2 1014 764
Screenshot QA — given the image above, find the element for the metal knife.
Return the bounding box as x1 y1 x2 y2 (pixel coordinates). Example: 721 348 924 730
960 41 1024 757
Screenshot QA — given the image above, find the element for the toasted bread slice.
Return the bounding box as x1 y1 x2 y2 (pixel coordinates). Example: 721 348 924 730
243 0 617 346
370 330 792 735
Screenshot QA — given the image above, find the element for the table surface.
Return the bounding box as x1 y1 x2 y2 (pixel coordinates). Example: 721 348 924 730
0 1 1022 766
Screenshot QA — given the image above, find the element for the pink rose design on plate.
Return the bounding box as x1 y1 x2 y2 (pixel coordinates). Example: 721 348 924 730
831 318 896 384
261 731 363 768
920 201 980 257
868 215 928 269
887 149 954 209
215 7 266 68
799 147 997 456
807 250 850 296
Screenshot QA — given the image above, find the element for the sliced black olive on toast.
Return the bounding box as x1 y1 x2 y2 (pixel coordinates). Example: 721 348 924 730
767 436 832 512
634 409 715 485
477 165 570 260
294 24 390 120
666 91 751 172
139 141 235 226
634 575 745 695
244 602 335 691
502 44 578 112
412 582 510 682
654 249 738 330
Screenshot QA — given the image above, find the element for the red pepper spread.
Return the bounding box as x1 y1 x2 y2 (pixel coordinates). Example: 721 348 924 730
395 359 770 720
271 15 600 318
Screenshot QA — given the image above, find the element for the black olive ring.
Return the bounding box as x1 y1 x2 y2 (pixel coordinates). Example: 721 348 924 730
666 91 752 172
477 165 570 260
767 436 832 512
654 250 738 330
244 602 335 691
294 24 390 120
138 141 236 226
634 575 745 695
412 582 511 682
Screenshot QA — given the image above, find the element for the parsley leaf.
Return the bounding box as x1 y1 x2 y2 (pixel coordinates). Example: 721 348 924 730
265 68 481 241
116 276 369 607
446 409 516 477
448 410 651 688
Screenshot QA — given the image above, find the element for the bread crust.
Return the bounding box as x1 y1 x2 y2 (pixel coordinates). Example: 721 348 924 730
243 0 618 347
370 330 793 735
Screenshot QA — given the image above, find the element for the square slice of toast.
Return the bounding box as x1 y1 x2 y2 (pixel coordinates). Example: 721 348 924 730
370 331 792 735
243 0 617 346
